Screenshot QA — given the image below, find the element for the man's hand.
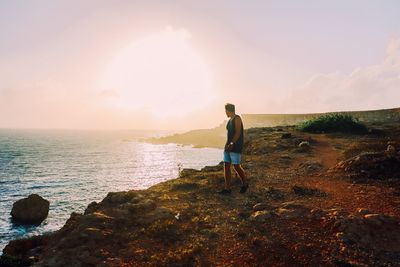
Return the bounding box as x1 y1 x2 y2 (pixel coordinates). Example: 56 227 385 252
225 143 233 152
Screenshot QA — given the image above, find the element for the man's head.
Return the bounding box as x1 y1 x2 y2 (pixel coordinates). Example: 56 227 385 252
225 103 235 117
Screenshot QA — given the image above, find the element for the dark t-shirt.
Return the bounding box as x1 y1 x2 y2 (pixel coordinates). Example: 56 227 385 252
225 115 244 153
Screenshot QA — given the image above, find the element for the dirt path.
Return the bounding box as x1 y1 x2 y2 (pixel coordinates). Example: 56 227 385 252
312 134 342 169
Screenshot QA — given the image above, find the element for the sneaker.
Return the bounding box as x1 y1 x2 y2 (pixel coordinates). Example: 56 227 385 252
217 188 232 195
240 183 249 193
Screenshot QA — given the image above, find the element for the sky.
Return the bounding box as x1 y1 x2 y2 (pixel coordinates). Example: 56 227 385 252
1 0 400 130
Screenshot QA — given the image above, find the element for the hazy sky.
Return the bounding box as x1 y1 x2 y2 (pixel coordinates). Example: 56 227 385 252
1 0 400 130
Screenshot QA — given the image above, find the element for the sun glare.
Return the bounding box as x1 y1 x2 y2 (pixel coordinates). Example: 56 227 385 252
101 27 215 118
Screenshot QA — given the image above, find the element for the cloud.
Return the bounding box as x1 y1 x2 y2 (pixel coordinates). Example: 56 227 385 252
283 38 400 113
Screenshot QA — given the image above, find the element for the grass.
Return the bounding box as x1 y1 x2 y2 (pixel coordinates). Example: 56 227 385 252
296 114 368 133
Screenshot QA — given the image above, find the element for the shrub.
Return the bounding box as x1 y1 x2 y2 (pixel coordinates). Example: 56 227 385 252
297 114 367 133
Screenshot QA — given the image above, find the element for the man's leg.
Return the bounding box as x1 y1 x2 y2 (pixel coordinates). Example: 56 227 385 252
224 162 232 189
233 164 247 185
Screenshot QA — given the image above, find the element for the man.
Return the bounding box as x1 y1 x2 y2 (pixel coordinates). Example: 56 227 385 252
218 103 248 194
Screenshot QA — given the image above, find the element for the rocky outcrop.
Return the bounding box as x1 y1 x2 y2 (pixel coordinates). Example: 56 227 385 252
334 150 400 180
11 194 50 225
251 202 400 258
318 208 400 254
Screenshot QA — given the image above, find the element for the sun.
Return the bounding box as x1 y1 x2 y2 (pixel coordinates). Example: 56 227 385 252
100 27 215 118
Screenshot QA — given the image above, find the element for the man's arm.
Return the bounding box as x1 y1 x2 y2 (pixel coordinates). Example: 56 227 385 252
231 116 242 144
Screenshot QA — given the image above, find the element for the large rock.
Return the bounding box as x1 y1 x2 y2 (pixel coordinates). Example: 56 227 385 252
11 194 50 225
334 151 400 180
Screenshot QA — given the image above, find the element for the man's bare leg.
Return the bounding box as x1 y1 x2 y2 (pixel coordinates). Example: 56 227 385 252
224 162 232 189
233 164 247 185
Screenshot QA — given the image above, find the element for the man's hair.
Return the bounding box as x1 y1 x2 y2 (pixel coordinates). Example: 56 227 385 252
225 103 235 112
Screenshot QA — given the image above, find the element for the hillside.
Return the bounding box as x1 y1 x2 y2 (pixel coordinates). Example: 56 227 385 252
147 107 400 148
2 120 400 266
146 125 226 148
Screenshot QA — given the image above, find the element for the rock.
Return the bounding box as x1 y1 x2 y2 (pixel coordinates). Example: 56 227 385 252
386 144 396 157
357 208 370 216
276 208 303 219
363 214 384 225
292 185 327 197
84 201 99 215
298 141 310 149
121 199 157 213
281 132 292 139
11 194 50 225
280 202 302 209
336 151 400 180
326 208 348 218
265 187 285 200
275 202 308 219
201 162 224 172
3 235 49 259
138 207 175 224
103 191 141 204
309 209 328 219
252 203 272 212
250 210 274 222
298 160 323 173
80 227 103 241
252 236 271 248
331 211 400 253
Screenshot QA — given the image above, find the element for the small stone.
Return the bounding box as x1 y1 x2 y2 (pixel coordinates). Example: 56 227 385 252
292 185 327 197
265 187 285 200
335 232 344 239
252 236 271 247
276 208 304 219
280 202 305 210
250 210 274 222
357 208 370 216
252 203 271 212
298 141 310 148
386 145 396 157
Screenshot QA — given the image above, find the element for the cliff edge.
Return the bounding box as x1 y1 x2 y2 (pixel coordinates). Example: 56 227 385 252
2 122 400 266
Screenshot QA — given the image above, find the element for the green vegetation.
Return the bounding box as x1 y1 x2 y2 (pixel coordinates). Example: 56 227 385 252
297 114 368 133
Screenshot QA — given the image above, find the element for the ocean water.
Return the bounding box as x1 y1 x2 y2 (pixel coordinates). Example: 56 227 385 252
0 129 223 252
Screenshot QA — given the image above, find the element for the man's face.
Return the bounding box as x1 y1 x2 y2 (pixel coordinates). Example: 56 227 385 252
225 109 232 117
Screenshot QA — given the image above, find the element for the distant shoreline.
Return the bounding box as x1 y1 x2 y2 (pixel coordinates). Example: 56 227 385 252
147 106 400 148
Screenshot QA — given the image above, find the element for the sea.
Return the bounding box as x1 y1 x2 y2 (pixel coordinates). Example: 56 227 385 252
0 128 223 252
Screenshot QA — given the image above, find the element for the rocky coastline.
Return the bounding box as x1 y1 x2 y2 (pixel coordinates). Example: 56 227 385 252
2 122 400 266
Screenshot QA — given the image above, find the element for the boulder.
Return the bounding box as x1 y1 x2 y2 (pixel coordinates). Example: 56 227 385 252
11 194 50 225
